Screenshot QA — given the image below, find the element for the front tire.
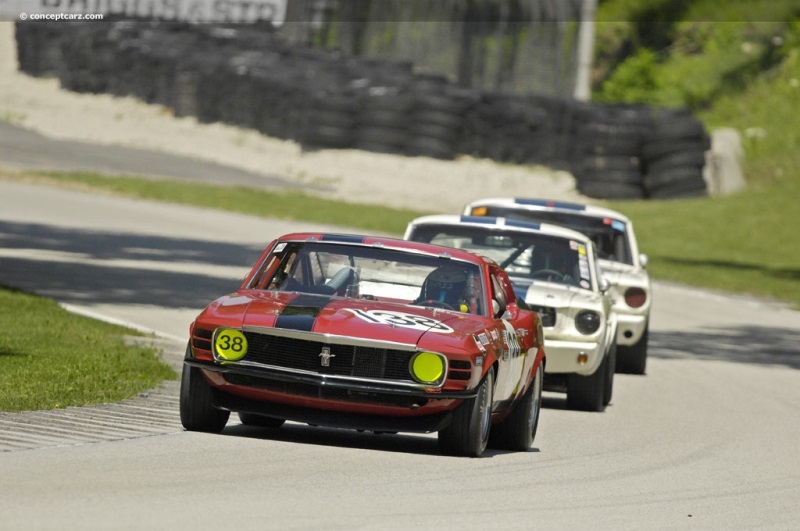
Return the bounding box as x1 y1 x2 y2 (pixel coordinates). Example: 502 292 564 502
438 369 494 457
567 353 608 413
489 362 543 451
180 361 230 433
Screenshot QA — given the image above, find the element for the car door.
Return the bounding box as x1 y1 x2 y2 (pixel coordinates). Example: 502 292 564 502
488 266 529 406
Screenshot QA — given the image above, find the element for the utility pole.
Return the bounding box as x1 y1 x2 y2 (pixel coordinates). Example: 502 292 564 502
574 0 597 101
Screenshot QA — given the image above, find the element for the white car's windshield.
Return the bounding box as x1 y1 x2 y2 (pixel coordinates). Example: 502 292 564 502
476 206 633 265
408 225 595 291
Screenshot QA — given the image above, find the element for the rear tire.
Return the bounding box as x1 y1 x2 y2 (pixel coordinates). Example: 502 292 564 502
617 325 648 375
438 369 494 457
179 361 229 433
489 363 543 451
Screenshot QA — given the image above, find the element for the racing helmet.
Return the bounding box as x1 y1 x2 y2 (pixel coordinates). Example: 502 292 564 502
420 266 468 307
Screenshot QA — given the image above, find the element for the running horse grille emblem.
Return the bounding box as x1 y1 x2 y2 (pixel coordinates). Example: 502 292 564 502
319 346 335 367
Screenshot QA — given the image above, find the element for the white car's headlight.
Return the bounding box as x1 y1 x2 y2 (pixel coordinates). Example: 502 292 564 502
575 311 601 335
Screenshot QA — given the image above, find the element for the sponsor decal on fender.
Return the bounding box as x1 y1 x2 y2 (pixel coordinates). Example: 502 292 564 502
501 321 523 360
345 309 454 334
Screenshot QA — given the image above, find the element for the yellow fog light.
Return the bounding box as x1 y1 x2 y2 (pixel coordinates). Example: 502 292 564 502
577 352 589 365
410 352 445 384
214 328 248 361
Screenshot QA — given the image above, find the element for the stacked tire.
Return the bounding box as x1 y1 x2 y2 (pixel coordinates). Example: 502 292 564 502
14 21 713 201
300 89 360 149
407 76 474 160
354 86 412 155
572 105 650 200
641 109 710 199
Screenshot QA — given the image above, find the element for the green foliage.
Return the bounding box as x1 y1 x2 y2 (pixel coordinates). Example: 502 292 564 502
0 288 176 412
597 1 800 309
594 48 662 104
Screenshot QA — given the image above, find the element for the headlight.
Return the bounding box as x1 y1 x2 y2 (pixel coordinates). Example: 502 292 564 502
410 352 446 385
213 328 248 361
575 311 601 335
624 287 648 308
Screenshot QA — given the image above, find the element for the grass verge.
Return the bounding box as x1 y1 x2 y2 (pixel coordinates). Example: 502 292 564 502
0 286 176 412
608 175 800 308
17 170 429 236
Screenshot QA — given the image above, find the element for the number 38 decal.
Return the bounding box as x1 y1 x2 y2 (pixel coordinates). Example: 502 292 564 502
213 328 249 361
345 309 454 334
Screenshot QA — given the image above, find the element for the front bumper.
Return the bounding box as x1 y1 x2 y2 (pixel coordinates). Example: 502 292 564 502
614 312 648 346
542 339 604 376
185 360 477 433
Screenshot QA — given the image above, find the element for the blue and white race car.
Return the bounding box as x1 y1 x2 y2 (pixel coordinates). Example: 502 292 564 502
405 215 617 412
463 198 651 375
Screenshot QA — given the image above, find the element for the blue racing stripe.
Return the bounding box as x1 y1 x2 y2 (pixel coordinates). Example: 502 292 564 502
460 215 499 224
514 198 586 211
505 219 541 230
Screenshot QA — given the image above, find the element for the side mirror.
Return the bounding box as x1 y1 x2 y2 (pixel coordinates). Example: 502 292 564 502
599 277 610 292
639 254 649 268
492 299 503 318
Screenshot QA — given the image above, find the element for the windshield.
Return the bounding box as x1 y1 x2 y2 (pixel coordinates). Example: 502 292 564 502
408 224 595 291
476 206 632 265
247 241 486 316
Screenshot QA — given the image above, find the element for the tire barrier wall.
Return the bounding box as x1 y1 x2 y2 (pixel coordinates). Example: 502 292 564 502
15 21 710 200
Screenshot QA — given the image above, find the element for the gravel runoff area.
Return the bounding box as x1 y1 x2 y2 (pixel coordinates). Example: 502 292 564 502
0 22 588 213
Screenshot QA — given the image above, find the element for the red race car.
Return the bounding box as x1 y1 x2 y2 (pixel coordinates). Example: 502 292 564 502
180 233 546 457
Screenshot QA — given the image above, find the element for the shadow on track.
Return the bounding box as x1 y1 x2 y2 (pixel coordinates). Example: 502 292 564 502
651 327 800 370
0 219 265 309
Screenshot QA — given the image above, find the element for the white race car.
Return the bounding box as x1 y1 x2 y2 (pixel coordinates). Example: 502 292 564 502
405 215 617 412
463 198 651 374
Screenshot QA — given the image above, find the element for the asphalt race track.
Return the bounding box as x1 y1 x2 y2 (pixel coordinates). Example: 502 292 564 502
1 177 799 529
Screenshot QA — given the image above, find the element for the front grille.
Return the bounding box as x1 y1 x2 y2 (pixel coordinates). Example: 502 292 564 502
242 331 415 383
192 328 213 351
529 305 557 328
224 373 428 408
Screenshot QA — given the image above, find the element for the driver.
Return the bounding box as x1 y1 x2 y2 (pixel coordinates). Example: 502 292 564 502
417 266 469 312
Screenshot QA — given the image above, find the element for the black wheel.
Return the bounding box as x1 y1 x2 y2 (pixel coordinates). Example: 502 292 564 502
617 325 648 375
489 363 543 452
567 353 608 412
180 360 230 433
438 369 494 457
238 412 286 428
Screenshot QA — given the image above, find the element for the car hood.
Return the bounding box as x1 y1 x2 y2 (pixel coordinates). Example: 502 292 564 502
598 259 650 289
202 291 478 348
521 282 602 310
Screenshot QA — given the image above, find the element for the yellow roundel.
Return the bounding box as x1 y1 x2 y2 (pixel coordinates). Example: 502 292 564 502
411 352 445 384
214 328 248 361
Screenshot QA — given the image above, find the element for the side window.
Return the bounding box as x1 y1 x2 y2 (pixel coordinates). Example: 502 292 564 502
490 275 505 317
267 251 300 290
